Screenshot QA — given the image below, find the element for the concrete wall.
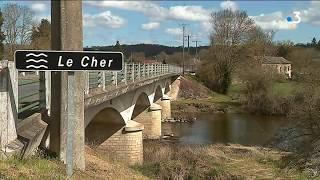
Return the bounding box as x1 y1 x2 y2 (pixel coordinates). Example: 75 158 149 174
0 61 18 150
262 64 292 78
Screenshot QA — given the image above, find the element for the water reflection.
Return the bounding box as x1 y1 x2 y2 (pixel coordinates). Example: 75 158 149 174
162 113 287 146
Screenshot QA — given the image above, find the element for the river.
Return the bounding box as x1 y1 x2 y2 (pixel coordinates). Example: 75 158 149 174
162 113 288 146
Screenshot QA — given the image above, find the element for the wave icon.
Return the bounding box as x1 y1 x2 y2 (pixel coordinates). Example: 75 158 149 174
25 52 49 69
26 65 48 69
26 59 48 63
26 53 48 58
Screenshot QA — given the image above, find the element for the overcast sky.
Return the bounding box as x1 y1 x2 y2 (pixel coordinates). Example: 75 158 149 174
1 1 320 47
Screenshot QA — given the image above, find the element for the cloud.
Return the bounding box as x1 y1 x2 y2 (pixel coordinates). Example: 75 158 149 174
300 1 320 26
250 1 320 30
85 1 211 22
165 28 182 36
201 21 212 33
85 1 167 20
168 6 211 21
141 22 160 30
251 12 297 30
84 11 126 28
220 1 238 12
30 3 47 13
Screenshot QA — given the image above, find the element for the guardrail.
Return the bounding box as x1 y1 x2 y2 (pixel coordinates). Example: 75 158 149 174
85 63 182 94
17 63 182 118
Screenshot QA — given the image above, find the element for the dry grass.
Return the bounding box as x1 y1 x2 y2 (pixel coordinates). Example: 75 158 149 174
134 141 308 180
0 153 65 179
76 146 148 180
0 144 309 179
178 75 212 99
0 147 148 180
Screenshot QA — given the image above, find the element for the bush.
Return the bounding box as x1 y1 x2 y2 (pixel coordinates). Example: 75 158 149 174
239 61 290 115
136 141 236 179
198 46 235 94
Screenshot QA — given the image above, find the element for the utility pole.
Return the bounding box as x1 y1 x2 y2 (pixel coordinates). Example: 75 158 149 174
187 34 190 55
180 24 188 75
192 40 201 59
51 0 85 175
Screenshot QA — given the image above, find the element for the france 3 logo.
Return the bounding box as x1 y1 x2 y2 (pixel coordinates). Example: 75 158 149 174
286 11 301 24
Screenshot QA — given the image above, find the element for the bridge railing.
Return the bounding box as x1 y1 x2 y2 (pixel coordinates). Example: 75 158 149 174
18 73 41 120
85 63 182 94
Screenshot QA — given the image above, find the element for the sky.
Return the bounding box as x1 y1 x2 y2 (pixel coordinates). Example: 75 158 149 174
1 1 320 47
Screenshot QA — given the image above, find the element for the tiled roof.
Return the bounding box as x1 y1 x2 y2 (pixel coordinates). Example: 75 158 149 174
255 56 291 64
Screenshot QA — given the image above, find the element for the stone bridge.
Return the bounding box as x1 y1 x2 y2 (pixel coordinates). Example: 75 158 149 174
0 60 182 165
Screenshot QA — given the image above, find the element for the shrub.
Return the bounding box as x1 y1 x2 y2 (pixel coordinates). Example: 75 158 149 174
240 61 290 115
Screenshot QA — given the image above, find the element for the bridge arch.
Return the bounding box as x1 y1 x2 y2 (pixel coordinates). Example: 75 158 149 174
85 107 125 146
164 81 171 95
131 92 151 120
153 85 163 103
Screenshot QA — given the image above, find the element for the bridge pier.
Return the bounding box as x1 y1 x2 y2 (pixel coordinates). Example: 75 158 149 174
157 95 171 120
133 103 162 139
96 121 144 165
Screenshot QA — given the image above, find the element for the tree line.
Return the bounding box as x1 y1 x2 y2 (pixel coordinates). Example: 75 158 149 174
0 3 51 60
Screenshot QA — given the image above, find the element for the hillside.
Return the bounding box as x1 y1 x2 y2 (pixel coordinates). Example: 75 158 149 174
84 44 209 58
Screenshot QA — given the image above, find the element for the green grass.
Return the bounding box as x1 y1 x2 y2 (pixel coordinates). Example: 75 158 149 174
0 155 66 179
271 81 304 96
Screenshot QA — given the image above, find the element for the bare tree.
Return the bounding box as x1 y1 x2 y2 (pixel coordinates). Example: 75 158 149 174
18 6 33 45
245 27 277 56
200 9 256 94
31 19 51 50
129 52 146 63
210 9 255 46
156 51 168 62
2 3 34 59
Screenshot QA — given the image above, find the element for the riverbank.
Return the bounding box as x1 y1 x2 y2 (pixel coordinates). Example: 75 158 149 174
0 142 309 179
171 76 302 118
134 141 308 179
171 75 244 120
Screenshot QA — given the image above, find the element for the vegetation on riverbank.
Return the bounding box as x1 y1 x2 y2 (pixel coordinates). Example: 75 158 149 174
1 142 309 179
171 75 304 116
0 147 149 179
134 141 308 179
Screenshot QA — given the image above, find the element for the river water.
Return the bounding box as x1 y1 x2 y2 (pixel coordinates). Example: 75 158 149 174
162 113 288 146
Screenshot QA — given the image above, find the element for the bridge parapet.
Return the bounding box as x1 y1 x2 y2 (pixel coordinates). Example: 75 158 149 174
0 60 18 150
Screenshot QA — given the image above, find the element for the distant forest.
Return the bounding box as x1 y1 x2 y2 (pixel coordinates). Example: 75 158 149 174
83 41 319 59
84 44 210 58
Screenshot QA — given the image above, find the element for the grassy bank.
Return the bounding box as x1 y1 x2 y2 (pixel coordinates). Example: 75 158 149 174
0 148 148 180
172 75 305 116
134 141 308 179
0 155 66 179
172 75 242 116
0 142 309 179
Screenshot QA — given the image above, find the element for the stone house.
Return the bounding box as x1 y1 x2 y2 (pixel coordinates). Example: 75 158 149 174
256 56 292 78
